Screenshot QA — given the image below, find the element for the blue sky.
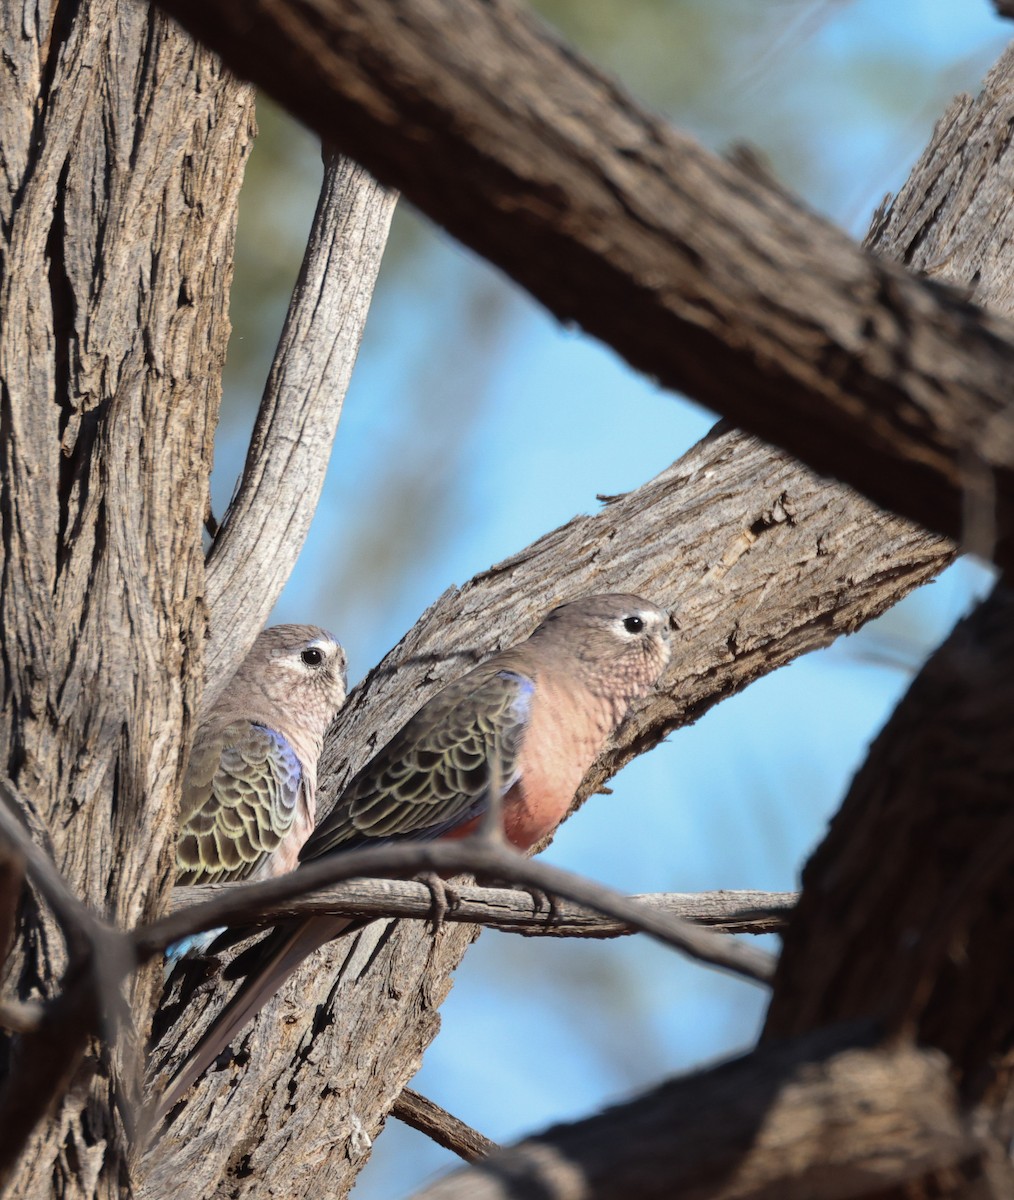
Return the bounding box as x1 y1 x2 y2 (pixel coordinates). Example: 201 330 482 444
209 3 1006 1194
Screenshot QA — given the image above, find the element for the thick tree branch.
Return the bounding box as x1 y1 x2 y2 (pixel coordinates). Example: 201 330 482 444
151 0 1014 570
765 584 1014 1100
407 1027 984 1200
763 39 1014 1135
202 154 397 701
161 878 793 938
145 423 947 1198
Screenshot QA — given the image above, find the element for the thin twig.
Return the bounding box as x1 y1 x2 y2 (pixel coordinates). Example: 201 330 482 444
163 878 793 937
136 839 777 985
393 1088 498 1163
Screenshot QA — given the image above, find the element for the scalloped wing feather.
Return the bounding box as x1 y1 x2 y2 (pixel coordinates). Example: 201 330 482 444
302 669 532 858
176 722 303 885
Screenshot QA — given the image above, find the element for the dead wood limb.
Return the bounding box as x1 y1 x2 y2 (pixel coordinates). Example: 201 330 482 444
151 0 1014 570
202 154 397 703
162 879 794 938
139 839 776 985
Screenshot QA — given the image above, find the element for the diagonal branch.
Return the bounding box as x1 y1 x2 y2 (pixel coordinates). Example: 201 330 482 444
151 0 1014 571
407 1026 986 1200
393 1088 499 1164
202 153 397 700
762 42 1014 1126
765 584 1014 1093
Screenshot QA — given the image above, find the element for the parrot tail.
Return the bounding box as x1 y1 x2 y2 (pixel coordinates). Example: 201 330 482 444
152 914 384 1125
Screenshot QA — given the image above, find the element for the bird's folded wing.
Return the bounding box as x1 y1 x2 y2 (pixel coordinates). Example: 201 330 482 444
302 669 533 858
176 721 303 884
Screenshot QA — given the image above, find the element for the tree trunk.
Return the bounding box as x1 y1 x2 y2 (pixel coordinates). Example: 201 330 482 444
0 0 253 1194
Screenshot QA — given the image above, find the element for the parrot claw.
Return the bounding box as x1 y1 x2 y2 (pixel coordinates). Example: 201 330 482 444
481 878 559 924
518 883 559 924
417 872 461 931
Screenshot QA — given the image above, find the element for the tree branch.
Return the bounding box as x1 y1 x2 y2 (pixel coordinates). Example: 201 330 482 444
150 0 1014 571
394 1088 499 1164
766 584 1014 1100
202 153 397 701
146 421 948 1196
161 878 794 938
763 41 1014 1131
407 1026 984 1200
140 838 776 984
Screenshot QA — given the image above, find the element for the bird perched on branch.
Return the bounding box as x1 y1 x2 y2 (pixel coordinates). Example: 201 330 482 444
165 624 347 967
157 594 673 1117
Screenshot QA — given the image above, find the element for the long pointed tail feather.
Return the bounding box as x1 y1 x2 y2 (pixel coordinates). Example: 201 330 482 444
153 915 357 1124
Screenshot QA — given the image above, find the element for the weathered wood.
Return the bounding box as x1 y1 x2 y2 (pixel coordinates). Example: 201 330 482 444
0 0 254 1193
394 1088 499 1165
408 1030 983 1200
149 0 1014 571
144 838 779 982
765 587 1014 1070
159 879 795 938
202 155 397 704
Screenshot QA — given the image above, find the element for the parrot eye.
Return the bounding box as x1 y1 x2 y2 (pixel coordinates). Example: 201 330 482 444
622 615 644 634
301 647 324 666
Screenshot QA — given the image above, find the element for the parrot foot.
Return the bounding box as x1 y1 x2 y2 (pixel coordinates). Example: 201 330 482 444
517 883 560 924
481 878 560 925
417 872 461 931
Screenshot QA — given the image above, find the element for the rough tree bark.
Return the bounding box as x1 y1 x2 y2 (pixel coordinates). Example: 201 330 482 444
757 54 1014 1193
3 2 1011 1200
150 0 1014 572
397 43 1014 1200
202 154 397 699
0 2 253 1196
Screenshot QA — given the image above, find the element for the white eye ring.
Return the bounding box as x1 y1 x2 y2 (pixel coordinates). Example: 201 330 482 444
622 615 645 634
